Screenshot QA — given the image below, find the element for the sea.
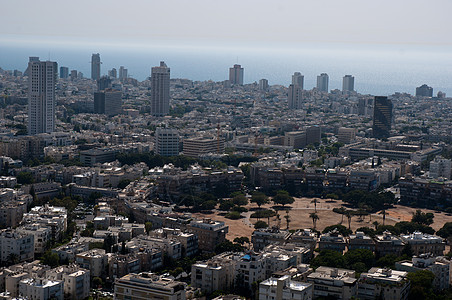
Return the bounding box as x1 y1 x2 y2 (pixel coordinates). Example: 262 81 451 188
1 38 451 96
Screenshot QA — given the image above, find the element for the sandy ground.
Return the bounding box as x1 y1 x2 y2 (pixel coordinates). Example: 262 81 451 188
195 197 452 241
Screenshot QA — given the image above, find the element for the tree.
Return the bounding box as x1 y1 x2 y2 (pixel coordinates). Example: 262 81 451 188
92 277 103 288
117 179 132 190
311 198 319 212
41 251 60 267
310 213 319 229
219 200 234 211
232 195 248 207
250 192 269 209
225 211 242 219
215 240 244 254
379 210 387 225
333 207 347 224
406 270 435 300
437 222 452 242
254 221 268 229
145 222 153 234
322 224 352 236
272 190 294 208
372 221 380 230
311 250 346 269
233 237 250 245
17 172 34 184
411 210 434 226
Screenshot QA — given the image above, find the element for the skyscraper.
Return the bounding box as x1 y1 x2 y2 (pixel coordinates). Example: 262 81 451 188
97 76 112 91
94 89 122 116
151 61 170 116
316 73 329 92
91 53 101 81
229 64 244 85
415 84 433 97
342 75 355 92
119 66 128 80
108 68 117 79
373 96 393 139
59 66 69 79
28 59 57 135
292 72 304 89
288 84 303 109
259 79 269 91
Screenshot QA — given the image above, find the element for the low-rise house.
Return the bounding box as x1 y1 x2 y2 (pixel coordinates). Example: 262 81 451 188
319 229 347 253
259 275 313 300
348 231 376 252
358 268 410 300
75 249 108 278
307 267 357 300
400 232 445 257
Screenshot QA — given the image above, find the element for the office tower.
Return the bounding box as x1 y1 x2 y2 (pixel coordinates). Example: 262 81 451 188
415 84 433 97
28 59 57 135
108 68 117 79
373 96 393 139
306 126 321 145
70 70 78 80
94 89 122 116
292 72 304 89
229 64 244 85
316 73 329 92
97 76 112 91
342 75 355 92
358 98 368 116
259 79 269 91
119 66 128 80
155 128 179 156
150 61 170 116
288 84 303 109
59 67 69 79
23 57 40 76
91 53 101 80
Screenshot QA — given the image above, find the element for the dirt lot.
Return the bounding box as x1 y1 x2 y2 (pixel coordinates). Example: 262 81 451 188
195 197 451 240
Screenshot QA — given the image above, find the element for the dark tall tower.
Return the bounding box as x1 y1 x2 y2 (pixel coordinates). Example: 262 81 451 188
373 96 393 138
229 64 244 85
151 61 170 116
91 53 101 80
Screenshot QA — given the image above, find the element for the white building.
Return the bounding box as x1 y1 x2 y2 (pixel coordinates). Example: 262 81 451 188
396 254 450 291
292 72 304 89
19 278 63 300
306 267 357 300
288 84 303 110
0 229 34 264
17 224 51 254
114 272 186 300
46 264 90 300
151 61 170 116
259 275 312 300
430 157 451 179
28 59 57 135
358 268 410 300
155 128 179 156
22 205 67 241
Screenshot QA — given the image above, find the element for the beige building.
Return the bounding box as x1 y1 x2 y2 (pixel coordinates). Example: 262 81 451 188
17 224 52 254
46 264 90 300
19 278 63 300
183 137 225 158
358 268 410 300
337 127 356 144
114 272 186 300
75 249 108 278
306 267 357 300
0 229 34 264
259 275 313 300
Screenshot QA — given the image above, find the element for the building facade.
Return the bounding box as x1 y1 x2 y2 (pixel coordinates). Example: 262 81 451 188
151 61 170 116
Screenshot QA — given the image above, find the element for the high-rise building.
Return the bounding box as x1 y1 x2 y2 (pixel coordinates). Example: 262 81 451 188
342 75 355 92
373 96 393 139
97 76 112 91
119 66 128 80
151 61 170 116
292 72 304 89
306 126 321 145
91 53 101 81
59 66 69 79
23 57 40 77
259 79 269 91
108 68 117 79
317 73 329 92
94 90 122 116
70 70 78 80
155 128 179 156
416 84 433 97
28 59 57 135
229 64 244 85
288 84 303 109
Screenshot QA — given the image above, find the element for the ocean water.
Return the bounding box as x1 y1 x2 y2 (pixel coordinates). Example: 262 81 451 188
1 40 451 96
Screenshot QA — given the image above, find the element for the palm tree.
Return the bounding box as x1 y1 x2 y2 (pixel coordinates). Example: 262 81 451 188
345 210 354 230
311 199 319 213
379 210 387 225
335 207 347 224
285 210 291 230
310 213 319 229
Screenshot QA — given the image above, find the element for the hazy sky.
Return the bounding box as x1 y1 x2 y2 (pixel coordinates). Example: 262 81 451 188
2 0 452 49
